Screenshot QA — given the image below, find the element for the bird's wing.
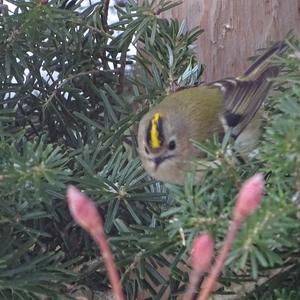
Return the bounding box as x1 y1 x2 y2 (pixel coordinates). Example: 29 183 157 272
207 41 286 138
208 67 278 138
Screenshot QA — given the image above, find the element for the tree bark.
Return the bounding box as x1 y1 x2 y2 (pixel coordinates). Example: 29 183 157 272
149 0 300 81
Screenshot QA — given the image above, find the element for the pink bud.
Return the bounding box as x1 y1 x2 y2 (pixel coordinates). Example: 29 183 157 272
234 173 265 222
67 185 102 232
191 233 214 272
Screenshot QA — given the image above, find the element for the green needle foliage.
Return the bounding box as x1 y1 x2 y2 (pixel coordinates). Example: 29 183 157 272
0 0 299 299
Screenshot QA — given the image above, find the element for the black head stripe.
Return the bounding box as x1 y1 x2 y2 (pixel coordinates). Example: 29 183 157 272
146 121 152 146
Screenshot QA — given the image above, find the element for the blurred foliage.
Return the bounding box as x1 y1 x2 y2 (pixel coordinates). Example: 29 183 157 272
0 0 299 299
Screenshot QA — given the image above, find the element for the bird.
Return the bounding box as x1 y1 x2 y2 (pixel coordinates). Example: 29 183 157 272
137 42 286 185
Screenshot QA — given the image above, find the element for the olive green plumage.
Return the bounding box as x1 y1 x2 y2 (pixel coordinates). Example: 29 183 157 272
157 87 224 141
138 42 286 184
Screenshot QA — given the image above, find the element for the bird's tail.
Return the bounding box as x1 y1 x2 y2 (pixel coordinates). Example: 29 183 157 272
209 41 287 139
241 41 287 80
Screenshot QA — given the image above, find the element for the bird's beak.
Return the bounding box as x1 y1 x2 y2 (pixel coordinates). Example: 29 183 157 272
154 156 165 168
153 155 175 170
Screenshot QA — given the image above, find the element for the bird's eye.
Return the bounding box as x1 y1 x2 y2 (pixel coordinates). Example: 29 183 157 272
168 140 176 151
144 146 150 154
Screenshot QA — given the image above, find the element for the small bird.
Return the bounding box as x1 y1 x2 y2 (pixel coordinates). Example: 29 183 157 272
137 42 286 184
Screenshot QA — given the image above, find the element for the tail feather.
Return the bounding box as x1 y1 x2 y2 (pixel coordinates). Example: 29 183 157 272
227 66 278 137
242 41 287 79
208 41 287 139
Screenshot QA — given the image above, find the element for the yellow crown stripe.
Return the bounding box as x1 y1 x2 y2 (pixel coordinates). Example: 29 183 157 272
150 113 161 149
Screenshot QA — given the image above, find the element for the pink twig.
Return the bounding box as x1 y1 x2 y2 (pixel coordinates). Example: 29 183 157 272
183 233 214 300
197 174 265 300
197 221 241 300
67 185 125 300
184 271 201 300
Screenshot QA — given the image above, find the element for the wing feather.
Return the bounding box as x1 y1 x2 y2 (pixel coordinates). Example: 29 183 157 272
206 41 286 138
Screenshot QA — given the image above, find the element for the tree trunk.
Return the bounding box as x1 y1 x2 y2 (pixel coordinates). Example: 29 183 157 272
147 0 300 81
